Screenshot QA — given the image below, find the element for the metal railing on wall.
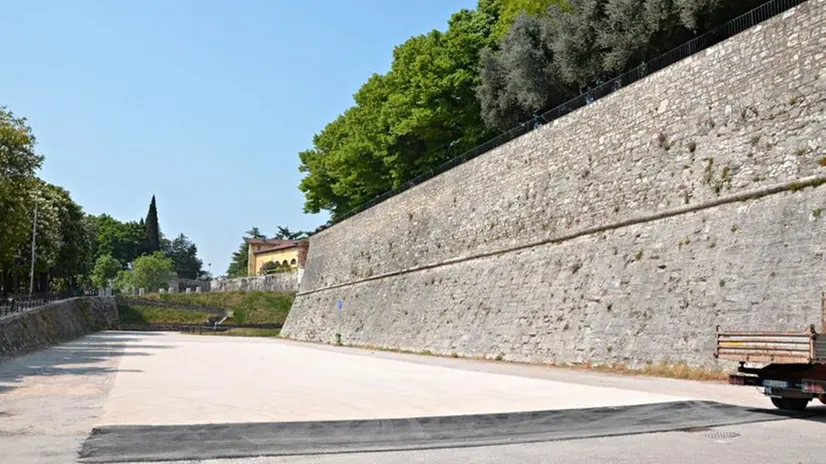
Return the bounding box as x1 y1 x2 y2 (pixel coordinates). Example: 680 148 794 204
326 0 808 227
0 291 99 318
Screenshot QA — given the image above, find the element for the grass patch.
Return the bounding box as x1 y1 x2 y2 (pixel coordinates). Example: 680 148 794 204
579 361 727 381
118 304 213 325
141 291 294 325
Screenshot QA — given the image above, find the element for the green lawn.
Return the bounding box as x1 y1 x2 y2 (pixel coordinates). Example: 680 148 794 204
140 290 294 325
118 304 213 325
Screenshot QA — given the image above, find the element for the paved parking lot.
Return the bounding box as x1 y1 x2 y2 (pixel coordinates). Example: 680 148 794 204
2 332 825 463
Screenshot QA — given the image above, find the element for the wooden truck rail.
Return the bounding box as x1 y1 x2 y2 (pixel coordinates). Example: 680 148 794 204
714 293 826 411
714 324 826 365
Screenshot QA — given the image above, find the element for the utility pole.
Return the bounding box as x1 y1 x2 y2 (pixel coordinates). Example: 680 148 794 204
29 198 37 296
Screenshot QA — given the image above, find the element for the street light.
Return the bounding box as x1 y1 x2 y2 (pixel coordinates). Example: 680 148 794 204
29 195 37 296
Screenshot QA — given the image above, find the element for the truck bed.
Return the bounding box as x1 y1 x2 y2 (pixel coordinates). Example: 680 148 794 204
715 325 826 364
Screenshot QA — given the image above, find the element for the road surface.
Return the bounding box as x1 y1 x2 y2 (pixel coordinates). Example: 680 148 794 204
1 331 825 463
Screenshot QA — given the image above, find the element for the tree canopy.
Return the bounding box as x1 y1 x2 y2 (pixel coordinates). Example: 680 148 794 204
116 252 175 292
164 233 204 280
226 227 266 278
298 0 771 217
0 104 207 295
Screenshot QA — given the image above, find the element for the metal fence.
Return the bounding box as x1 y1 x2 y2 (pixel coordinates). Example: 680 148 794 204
328 0 807 226
0 291 98 318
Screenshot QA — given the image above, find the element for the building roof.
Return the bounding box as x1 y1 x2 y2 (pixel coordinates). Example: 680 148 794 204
248 239 300 255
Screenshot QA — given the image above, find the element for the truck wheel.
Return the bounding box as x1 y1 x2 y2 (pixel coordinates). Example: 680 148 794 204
770 397 809 411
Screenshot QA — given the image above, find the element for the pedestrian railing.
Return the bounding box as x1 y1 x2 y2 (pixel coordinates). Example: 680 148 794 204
0 291 98 318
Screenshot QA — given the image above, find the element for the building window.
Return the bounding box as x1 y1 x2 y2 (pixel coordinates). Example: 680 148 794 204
290 259 297 266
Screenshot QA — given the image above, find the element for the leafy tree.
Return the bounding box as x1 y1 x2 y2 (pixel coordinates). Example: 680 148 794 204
0 106 43 294
490 0 567 39
46 184 96 292
120 252 175 292
164 233 203 279
273 226 310 241
298 3 501 218
90 214 146 267
478 0 773 130
226 227 265 277
0 104 205 294
477 12 576 129
91 254 122 289
144 195 161 254
546 0 610 90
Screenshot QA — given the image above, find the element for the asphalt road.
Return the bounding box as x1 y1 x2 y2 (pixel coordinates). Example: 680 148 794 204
2 332 825 464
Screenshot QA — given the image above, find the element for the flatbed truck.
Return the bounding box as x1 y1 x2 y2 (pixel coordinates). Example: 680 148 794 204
714 294 826 411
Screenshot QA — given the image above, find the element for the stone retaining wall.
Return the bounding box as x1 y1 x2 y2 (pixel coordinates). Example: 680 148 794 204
283 1 826 369
0 297 118 357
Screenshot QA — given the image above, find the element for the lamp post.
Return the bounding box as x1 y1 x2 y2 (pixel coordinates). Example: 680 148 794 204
29 197 38 296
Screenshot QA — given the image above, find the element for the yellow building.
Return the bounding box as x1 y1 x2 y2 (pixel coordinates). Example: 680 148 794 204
247 239 300 276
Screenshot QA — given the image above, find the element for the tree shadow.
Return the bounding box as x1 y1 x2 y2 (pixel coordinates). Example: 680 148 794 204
0 332 175 395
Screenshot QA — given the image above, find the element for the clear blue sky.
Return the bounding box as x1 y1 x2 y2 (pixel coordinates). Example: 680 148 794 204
0 0 477 276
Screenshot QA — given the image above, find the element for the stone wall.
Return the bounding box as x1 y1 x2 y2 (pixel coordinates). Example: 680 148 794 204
170 278 211 293
283 1 826 369
0 297 118 356
210 272 299 293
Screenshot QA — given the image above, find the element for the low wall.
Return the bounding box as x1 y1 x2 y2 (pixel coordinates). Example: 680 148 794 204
210 272 299 293
0 297 118 357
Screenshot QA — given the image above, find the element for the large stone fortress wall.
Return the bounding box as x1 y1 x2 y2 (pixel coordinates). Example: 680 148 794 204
283 1 826 368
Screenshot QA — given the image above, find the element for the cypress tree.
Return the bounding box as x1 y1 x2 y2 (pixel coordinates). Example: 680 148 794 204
144 195 161 254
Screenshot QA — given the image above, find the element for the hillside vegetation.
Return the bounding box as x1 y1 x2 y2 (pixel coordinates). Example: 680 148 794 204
140 291 295 325
118 304 214 325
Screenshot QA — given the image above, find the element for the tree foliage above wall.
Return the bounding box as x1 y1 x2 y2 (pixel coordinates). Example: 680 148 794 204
298 0 772 220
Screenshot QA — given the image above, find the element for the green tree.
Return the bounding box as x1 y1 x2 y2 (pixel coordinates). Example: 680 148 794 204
17 181 65 293
298 3 501 218
90 214 146 267
491 0 567 39
0 106 43 294
124 251 175 292
477 12 576 129
226 227 265 277
46 184 96 292
144 195 161 254
91 254 122 289
164 233 203 280
273 226 310 240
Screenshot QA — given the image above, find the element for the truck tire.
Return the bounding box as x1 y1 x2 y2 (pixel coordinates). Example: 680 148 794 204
770 397 809 411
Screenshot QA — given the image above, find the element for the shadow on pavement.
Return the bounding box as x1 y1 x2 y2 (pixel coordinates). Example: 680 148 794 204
0 332 174 395
78 400 799 463
749 403 826 424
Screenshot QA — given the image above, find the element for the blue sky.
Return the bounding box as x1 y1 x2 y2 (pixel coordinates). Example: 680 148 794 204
0 0 477 276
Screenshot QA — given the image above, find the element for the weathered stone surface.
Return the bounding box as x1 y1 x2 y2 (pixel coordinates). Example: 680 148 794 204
283 1 826 368
0 297 118 356
210 273 299 293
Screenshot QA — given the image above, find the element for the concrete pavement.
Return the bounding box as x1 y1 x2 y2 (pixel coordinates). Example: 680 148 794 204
2 331 825 463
